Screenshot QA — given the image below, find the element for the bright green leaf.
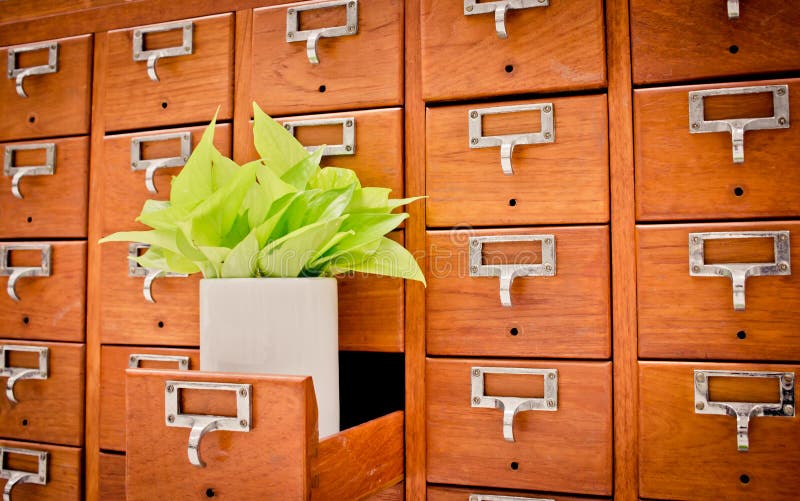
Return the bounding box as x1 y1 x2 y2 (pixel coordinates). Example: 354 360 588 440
280 147 323 190
253 103 308 176
340 236 426 285
257 216 346 277
308 167 361 191
221 230 260 278
170 110 218 208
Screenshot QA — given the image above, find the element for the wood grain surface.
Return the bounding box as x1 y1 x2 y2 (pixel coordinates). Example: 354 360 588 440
630 0 800 85
0 35 92 142
0 439 82 500
639 361 800 500
426 95 609 227
635 78 800 221
98 453 125 501
97 123 232 234
420 0 606 101
99 345 200 451
0 241 86 342
637 221 800 361
0 340 84 446
251 0 404 116
0 136 89 239
426 358 613 495
102 14 234 132
428 485 611 500
366 482 404 501
426 226 610 359
126 369 317 500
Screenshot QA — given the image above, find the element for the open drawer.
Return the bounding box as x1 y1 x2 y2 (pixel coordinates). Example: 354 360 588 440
125 369 404 500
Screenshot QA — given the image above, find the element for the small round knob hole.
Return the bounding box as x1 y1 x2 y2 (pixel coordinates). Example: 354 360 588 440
740 474 750 484
509 327 519 336
510 461 519 470
729 45 739 54
737 330 746 340
505 64 514 73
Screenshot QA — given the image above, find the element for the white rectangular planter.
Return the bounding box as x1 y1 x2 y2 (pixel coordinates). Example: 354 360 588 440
199 277 340 437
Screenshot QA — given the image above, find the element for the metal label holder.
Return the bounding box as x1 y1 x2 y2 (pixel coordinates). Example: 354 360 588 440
282 117 356 157
129 354 191 370
130 132 191 194
0 244 52 302
132 21 194 82
128 243 188 304
0 447 47 501
6 42 58 98
694 369 795 452
0 345 48 406
688 85 790 164
468 103 555 175
3 143 56 199
471 366 558 442
463 0 549 39
689 231 791 311
469 235 555 307
286 0 359 65
165 380 252 467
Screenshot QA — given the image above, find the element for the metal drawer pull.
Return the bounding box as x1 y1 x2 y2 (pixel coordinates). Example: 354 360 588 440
469 235 555 308
464 0 549 39
0 447 47 501
6 42 58 98
133 21 193 82
726 0 740 19
688 85 790 164
471 367 558 442
0 244 52 302
470 496 554 501
286 0 359 65
129 354 190 369
130 132 191 194
128 243 188 303
694 370 795 452
689 231 791 311
165 381 252 467
3 143 56 199
468 103 555 175
282 117 356 157
0 345 48 406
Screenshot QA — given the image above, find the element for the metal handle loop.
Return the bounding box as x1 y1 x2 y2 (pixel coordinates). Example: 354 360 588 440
132 21 194 82
286 0 359 65
6 42 58 99
464 0 549 39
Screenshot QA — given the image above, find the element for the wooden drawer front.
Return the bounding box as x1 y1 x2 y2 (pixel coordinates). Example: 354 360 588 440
637 222 800 361
99 453 126 501
631 0 800 85
96 242 200 346
0 35 91 142
103 14 234 132
0 137 88 239
420 0 605 102
251 0 404 116
426 96 609 227
426 358 612 495
100 345 199 452
0 241 86 342
428 486 610 500
0 340 84 446
126 369 315 499
426 227 610 359
243 108 404 195
0 440 81 500
639 362 800 500
635 78 800 221
98 123 232 234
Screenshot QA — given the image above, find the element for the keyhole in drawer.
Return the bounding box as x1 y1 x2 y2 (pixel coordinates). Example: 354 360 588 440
205 488 215 497
737 330 746 340
161 101 168 109
740 474 750 484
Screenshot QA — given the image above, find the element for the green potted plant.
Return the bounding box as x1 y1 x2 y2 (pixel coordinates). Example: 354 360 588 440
100 103 425 437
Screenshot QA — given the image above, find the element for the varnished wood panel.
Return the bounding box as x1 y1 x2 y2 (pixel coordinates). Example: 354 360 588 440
0 35 91 141
366 482 403 501
98 124 232 234
427 358 613 495
0 340 84 446
635 78 800 221
630 0 800 85
251 0 404 116
0 439 82 500
98 453 125 501
99 345 200 451
126 369 317 500
0 136 89 239
102 14 234 132
426 95 609 227
428 485 610 500
0 241 86 342
637 221 800 361
420 0 606 101
427 226 610 359
639 362 800 500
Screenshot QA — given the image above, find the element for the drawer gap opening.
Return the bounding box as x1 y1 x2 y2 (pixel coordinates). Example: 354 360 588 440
142 29 185 52
293 124 342 149
7 249 43 268
4 452 39 474
703 237 774 264
703 93 774 121
482 110 542 137
485 372 544 399
708 376 781 404
7 148 47 168
179 388 238 418
298 7 347 31
6 350 40 369
481 240 542 266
